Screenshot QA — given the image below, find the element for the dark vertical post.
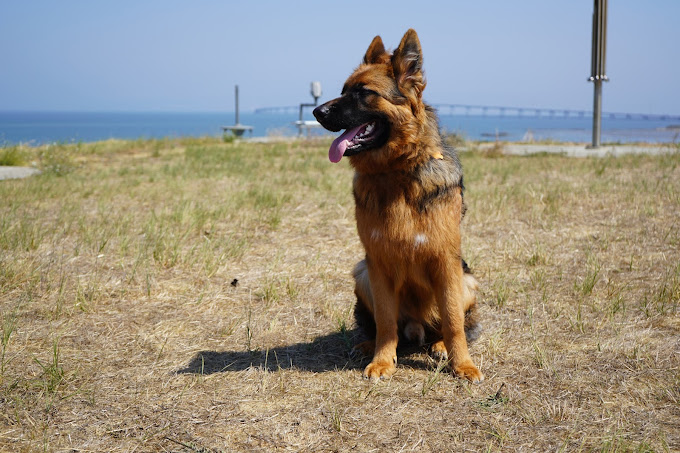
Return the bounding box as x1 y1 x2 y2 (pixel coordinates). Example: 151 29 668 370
592 79 602 147
235 85 240 125
221 85 252 136
588 0 608 148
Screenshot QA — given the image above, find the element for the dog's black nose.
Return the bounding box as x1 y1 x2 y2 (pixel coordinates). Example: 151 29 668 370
313 104 329 122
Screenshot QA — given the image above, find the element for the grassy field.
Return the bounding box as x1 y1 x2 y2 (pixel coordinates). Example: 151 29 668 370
0 138 678 452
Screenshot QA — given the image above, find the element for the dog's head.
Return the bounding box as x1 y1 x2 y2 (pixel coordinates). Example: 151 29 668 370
313 29 430 168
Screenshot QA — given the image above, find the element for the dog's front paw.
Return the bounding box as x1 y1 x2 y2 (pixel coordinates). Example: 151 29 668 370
363 359 396 381
454 361 484 384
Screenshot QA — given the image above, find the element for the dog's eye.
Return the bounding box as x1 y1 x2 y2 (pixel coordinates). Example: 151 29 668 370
352 86 378 99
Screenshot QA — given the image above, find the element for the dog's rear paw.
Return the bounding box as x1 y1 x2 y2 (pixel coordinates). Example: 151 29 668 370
429 340 448 361
363 359 397 381
454 361 484 384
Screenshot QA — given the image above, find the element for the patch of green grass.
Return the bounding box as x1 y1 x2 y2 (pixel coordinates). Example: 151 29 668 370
530 269 548 292
259 277 281 306
32 339 66 412
598 432 658 453
526 244 547 266
475 383 509 409
568 302 587 334
0 145 29 166
329 407 344 433
38 143 77 176
1 303 20 375
575 252 601 296
0 213 46 252
491 278 510 308
531 338 552 370
604 279 627 320
641 264 680 317
421 359 448 396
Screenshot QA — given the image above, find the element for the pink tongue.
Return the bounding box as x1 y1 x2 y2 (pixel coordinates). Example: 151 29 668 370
328 125 364 163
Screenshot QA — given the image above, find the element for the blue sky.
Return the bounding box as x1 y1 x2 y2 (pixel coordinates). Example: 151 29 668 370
1 1 678 114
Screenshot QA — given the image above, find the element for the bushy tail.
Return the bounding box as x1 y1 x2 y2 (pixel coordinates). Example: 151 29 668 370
462 259 482 343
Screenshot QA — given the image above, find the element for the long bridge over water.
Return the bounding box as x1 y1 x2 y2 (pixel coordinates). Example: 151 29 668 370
254 104 680 122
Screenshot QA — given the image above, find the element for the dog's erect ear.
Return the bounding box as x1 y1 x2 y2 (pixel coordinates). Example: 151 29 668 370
391 29 425 95
363 35 386 64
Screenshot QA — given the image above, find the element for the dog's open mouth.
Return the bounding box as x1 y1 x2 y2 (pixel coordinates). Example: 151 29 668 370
328 121 386 163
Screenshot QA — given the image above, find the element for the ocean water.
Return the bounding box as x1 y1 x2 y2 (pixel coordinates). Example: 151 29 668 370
0 110 678 146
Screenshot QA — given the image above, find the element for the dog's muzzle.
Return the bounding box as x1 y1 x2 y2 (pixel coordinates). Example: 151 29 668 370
313 103 340 131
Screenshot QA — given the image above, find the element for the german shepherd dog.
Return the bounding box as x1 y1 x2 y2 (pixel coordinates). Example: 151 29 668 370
313 29 483 383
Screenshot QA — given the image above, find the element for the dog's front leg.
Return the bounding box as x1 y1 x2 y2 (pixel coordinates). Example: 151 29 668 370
435 265 484 383
363 265 398 381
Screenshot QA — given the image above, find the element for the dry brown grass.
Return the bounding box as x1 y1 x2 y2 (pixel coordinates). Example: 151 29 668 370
0 138 679 452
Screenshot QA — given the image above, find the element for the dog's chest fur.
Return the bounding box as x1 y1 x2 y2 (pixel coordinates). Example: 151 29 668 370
352 158 464 265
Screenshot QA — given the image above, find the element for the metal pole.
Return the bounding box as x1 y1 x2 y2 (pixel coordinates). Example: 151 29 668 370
235 85 240 125
588 0 608 148
297 82 322 137
592 79 602 148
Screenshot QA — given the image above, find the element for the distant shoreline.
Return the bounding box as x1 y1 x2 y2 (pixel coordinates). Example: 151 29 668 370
1 111 678 146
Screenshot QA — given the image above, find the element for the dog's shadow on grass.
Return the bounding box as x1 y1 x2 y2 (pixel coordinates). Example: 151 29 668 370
177 329 364 375
177 329 429 375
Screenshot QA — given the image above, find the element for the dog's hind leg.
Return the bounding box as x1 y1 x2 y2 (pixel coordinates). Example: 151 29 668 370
351 259 377 359
353 259 376 336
